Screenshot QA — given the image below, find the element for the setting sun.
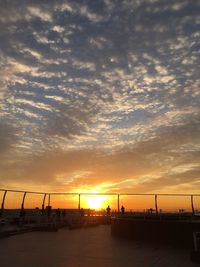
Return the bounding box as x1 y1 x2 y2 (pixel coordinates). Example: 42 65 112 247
85 196 108 210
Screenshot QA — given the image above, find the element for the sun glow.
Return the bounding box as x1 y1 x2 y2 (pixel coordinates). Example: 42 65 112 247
85 196 108 210
72 184 113 210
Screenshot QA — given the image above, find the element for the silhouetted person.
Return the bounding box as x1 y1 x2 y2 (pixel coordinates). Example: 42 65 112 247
56 208 61 217
80 208 84 217
20 208 26 218
121 205 125 214
88 208 91 216
46 205 52 217
149 208 154 214
106 205 111 216
62 210 66 217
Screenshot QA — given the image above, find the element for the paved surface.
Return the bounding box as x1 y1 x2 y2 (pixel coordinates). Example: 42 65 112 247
0 225 197 267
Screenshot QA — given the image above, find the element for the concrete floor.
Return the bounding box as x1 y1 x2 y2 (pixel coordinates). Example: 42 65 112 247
0 225 197 267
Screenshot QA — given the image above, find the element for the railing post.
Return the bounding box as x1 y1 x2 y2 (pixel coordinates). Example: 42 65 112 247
21 192 27 210
191 195 195 215
1 190 7 216
20 192 27 218
42 193 47 213
78 194 81 210
117 194 120 212
48 193 51 206
155 194 158 214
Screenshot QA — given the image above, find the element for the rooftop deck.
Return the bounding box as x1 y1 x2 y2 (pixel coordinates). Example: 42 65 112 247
0 225 197 267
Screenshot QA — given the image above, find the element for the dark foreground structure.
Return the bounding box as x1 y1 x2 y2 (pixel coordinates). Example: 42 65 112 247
1 189 200 264
111 216 200 247
0 225 198 267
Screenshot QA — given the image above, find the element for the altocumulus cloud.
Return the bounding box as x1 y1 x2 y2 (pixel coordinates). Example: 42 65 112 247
0 0 200 193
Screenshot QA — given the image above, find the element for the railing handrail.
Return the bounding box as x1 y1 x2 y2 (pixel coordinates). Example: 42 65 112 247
0 188 200 214
0 188 200 196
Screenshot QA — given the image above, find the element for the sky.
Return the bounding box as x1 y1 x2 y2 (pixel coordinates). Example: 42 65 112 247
0 0 200 195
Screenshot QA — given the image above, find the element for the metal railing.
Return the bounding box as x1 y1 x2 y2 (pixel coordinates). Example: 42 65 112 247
0 189 200 216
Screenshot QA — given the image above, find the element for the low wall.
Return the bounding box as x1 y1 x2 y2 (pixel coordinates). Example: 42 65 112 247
111 217 200 247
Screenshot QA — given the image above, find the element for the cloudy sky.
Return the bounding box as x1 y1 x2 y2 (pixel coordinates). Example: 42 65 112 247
0 0 200 194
